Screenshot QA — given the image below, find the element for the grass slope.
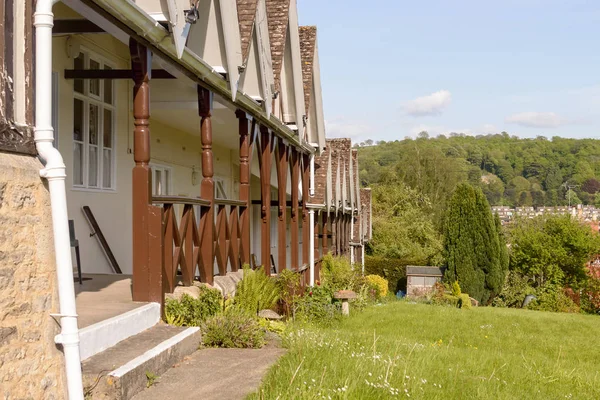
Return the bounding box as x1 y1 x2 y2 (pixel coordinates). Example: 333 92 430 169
250 302 600 399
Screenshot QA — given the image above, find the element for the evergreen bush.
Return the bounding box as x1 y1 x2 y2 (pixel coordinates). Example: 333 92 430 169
164 288 222 326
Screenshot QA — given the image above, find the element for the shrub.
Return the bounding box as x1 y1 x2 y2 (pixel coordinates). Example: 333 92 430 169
275 269 301 317
458 293 472 309
258 318 286 335
364 256 407 294
234 265 279 315
451 281 462 297
365 274 389 298
581 276 600 314
492 272 535 308
527 284 580 313
295 285 340 325
320 254 358 293
202 311 265 348
164 287 222 326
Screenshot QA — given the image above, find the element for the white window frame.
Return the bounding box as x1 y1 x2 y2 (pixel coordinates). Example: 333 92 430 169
72 48 116 191
150 163 173 196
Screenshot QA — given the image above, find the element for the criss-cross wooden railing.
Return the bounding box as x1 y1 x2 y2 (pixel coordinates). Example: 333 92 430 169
153 196 247 294
153 196 210 293
214 199 246 275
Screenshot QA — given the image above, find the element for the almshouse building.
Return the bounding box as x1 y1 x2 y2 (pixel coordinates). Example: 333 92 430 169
0 0 371 398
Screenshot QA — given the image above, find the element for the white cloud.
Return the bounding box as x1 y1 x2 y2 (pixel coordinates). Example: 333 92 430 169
403 90 452 116
505 112 565 128
325 118 372 141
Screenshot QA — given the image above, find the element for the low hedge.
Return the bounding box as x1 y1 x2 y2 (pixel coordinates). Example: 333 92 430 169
364 256 408 294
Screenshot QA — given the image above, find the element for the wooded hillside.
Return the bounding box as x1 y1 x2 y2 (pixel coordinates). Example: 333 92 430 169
357 133 600 209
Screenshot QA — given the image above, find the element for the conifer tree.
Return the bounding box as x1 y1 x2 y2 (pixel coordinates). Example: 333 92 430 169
443 183 505 304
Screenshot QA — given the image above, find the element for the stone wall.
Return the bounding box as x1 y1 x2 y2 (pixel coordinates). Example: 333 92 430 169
0 153 66 399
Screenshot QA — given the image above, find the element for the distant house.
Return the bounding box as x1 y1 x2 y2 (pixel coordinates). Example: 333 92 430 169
406 266 444 296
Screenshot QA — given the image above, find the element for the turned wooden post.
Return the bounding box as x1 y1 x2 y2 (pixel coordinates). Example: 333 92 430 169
236 110 251 266
130 40 162 303
276 138 288 272
301 153 310 266
322 212 329 255
259 126 273 271
198 86 214 284
290 148 300 270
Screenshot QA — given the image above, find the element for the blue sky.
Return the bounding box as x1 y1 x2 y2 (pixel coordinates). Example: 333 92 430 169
298 0 600 142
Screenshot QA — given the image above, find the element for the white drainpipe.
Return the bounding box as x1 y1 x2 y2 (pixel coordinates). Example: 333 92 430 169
309 209 315 286
34 2 84 399
309 154 315 197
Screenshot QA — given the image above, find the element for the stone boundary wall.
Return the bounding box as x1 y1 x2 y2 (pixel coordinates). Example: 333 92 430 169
0 153 66 399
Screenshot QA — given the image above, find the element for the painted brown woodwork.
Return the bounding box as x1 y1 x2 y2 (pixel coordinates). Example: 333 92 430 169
259 125 273 272
301 154 310 266
198 85 215 284
129 40 157 301
290 148 300 270
322 212 329 255
276 138 289 272
236 110 251 266
64 69 175 80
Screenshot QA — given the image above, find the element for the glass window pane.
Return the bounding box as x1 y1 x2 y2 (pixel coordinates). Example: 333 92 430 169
73 142 83 186
89 104 99 145
102 149 112 189
155 170 162 195
73 99 84 141
89 59 100 96
103 109 112 148
103 65 113 104
89 146 98 187
74 53 84 94
165 170 171 195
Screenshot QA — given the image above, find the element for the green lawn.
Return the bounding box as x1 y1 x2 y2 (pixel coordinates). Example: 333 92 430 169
250 302 600 399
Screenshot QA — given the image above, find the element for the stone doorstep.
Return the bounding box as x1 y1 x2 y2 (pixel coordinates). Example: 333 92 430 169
82 324 201 400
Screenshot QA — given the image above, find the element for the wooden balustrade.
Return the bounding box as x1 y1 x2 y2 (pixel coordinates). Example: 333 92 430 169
152 196 247 293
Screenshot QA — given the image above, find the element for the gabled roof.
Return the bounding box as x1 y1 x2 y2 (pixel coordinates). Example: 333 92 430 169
236 0 259 63
298 26 316 115
265 0 291 92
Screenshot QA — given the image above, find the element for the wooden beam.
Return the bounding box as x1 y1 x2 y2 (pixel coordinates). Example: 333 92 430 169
64 69 175 80
198 85 215 285
322 212 329 255
53 19 104 34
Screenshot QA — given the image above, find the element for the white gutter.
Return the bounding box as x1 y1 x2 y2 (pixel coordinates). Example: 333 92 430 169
34 2 84 399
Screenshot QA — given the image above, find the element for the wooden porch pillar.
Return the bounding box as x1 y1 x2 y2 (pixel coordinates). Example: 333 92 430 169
322 212 329 255
130 40 162 303
276 138 289 272
331 212 337 255
236 110 251 266
259 126 273 271
301 154 310 267
314 210 320 261
198 86 214 284
290 148 300 270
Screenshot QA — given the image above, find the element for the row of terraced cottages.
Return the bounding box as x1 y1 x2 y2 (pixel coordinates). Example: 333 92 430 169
0 1 371 397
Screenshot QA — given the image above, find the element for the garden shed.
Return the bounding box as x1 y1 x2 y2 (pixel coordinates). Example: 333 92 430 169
406 266 444 296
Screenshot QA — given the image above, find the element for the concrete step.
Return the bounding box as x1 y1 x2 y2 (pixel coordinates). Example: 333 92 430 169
82 324 201 400
79 303 161 361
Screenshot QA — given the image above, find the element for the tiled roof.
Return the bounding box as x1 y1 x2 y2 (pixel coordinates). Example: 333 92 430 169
236 0 259 63
298 26 316 114
265 0 291 91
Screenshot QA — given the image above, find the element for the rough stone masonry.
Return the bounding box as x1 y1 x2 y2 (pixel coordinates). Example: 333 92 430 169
0 153 66 399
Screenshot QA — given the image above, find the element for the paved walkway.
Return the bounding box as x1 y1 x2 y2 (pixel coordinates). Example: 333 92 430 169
132 346 285 400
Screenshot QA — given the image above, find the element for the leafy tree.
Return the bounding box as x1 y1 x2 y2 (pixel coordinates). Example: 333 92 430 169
565 189 582 206
508 215 600 287
368 181 442 264
443 184 505 304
